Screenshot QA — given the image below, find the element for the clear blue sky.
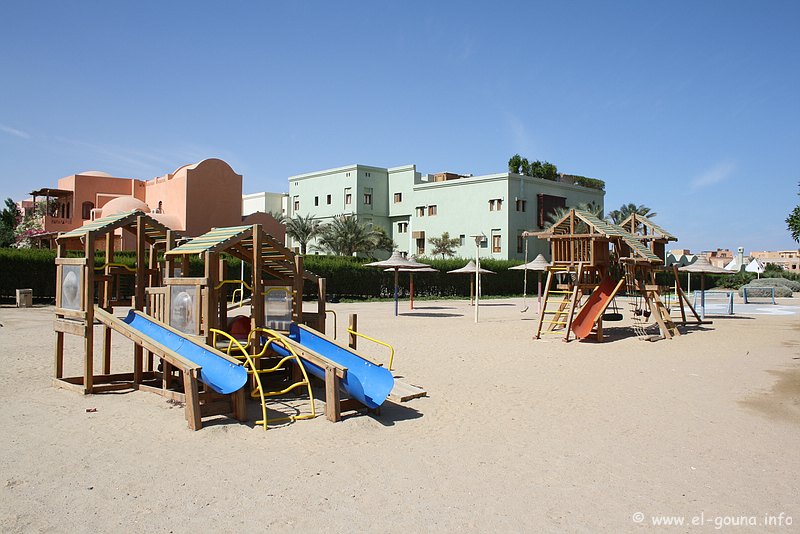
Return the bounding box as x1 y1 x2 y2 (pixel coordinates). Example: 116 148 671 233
1 1 798 253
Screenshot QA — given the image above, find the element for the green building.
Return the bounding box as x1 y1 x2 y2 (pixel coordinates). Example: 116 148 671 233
288 164 605 260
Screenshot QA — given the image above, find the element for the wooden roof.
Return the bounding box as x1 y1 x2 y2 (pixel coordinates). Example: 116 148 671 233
619 213 677 241
166 224 317 281
56 209 177 246
527 209 661 263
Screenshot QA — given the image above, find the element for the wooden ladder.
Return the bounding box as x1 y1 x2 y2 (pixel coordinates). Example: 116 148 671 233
535 264 584 341
644 287 680 339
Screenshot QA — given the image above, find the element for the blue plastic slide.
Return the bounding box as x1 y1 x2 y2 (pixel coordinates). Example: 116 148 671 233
281 323 394 409
121 310 248 394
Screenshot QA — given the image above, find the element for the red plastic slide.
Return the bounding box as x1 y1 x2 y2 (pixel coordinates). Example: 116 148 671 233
571 276 620 339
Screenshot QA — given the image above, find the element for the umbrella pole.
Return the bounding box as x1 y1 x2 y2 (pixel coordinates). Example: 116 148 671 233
394 268 399 317
537 272 542 315
700 273 705 321
410 273 414 310
521 238 529 312
470 278 474 306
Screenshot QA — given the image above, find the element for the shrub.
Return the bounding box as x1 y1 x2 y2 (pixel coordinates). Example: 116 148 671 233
739 284 792 298
746 277 800 292
0 248 58 299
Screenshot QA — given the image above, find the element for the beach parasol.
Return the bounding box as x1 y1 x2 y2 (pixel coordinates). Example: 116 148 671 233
386 264 439 310
510 253 551 313
745 258 765 279
365 251 428 316
447 260 495 306
679 254 730 319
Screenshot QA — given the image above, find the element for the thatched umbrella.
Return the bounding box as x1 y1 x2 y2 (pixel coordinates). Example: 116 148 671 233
386 265 439 310
510 253 550 313
447 260 495 306
366 251 428 316
679 254 730 319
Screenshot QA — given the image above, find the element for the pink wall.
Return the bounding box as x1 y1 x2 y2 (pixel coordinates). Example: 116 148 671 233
182 159 243 236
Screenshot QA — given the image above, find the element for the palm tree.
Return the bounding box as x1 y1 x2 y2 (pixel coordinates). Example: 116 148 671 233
314 215 394 256
269 210 286 224
285 214 319 254
606 203 656 225
545 202 604 228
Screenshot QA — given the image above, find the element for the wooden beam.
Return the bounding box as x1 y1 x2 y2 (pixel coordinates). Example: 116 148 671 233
183 370 202 431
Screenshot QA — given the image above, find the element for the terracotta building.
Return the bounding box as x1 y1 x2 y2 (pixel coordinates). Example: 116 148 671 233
28 158 284 247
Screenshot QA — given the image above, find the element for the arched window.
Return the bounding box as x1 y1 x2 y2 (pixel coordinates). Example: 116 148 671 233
82 201 94 220
66 202 71 220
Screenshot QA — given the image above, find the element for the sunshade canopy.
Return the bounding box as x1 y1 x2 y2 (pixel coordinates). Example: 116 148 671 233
678 254 731 274
447 260 496 275
510 254 551 271
365 250 428 269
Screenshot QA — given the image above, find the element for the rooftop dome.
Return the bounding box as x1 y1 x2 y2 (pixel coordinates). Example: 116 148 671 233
79 171 113 177
100 196 149 217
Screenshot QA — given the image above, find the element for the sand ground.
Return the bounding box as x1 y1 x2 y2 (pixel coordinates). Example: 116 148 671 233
1 296 798 533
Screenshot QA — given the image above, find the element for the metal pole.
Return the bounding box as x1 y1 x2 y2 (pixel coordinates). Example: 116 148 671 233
394 268 399 317
475 239 480 323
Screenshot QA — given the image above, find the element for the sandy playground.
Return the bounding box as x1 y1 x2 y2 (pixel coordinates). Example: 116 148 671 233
1 295 799 532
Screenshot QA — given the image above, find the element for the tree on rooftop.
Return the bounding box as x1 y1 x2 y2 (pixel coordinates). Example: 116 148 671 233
786 182 800 242
428 231 461 259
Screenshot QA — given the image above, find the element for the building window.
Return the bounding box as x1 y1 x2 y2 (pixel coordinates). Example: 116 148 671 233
366 172 371 177
416 238 425 255
293 196 300 211
492 233 502 253
326 194 332 205
415 206 426 217
428 205 437 216
364 187 373 205
394 192 402 203
398 222 408 233
314 196 319 206
344 188 352 205
517 234 525 254
81 201 94 220
516 199 526 212
459 234 465 246
489 199 503 211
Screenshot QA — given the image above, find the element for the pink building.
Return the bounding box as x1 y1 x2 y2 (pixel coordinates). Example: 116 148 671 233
28 158 284 248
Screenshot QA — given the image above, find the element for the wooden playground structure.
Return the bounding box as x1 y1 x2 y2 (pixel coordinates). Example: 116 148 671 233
524 209 702 342
52 210 424 430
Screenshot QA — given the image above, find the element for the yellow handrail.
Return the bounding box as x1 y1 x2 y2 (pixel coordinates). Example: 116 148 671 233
346 328 396 371
211 327 316 430
230 288 245 307
94 262 137 272
214 279 253 291
325 309 337 339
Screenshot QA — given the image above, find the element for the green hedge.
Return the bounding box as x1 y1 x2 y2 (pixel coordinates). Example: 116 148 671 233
302 255 530 299
0 248 58 299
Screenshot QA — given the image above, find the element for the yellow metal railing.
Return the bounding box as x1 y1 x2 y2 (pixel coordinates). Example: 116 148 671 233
94 262 137 272
346 328 395 371
325 309 337 339
210 328 316 430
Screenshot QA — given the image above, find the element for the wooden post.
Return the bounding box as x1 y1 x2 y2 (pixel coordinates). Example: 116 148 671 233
102 232 114 375
251 226 264 338
133 217 146 385
54 331 64 379
183 370 202 431
348 313 357 350
317 278 326 334
218 255 227 333
293 254 304 325
84 231 96 393
324 365 341 422
231 389 247 422
205 251 219 344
